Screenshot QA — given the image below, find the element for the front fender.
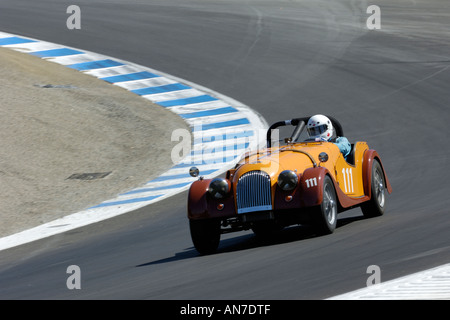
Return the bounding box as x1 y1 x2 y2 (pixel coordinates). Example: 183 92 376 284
273 166 328 210
187 179 237 220
299 166 330 207
187 179 211 219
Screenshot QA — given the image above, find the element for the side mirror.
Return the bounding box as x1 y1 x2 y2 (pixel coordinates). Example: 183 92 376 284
189 167 200 177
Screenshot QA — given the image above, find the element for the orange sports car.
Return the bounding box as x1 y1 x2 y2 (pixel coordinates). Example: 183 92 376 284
187 116 392 254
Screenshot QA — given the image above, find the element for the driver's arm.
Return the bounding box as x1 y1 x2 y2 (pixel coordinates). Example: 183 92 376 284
335 137 351 159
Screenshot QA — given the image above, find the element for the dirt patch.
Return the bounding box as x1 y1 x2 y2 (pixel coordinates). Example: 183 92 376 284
0 47 190 237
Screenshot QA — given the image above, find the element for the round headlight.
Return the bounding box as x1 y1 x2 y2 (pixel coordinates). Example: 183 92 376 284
208 178 230 199
277 170 298 191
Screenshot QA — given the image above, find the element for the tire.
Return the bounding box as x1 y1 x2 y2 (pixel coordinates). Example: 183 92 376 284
361 160 386 218
189 219 221 255
312 175 338 235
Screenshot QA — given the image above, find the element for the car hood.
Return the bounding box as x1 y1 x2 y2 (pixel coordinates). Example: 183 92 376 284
232 142 338 184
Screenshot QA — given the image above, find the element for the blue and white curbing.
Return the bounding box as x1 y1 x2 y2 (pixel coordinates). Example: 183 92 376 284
0 31 268 250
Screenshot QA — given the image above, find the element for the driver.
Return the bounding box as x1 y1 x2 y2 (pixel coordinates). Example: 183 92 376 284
306 114 351 160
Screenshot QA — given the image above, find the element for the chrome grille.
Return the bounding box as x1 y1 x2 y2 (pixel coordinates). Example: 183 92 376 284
236 171 272 214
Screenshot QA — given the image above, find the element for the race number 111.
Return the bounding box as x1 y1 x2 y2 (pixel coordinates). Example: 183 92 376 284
342 168 354 193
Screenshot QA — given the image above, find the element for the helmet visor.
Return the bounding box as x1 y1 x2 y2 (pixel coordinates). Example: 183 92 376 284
307 124 328 137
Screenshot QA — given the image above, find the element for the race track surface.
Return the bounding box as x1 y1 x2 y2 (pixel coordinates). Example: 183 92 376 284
0 0 449 299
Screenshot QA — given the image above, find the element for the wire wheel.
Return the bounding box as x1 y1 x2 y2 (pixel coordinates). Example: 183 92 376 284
362 160 386 218
313 175 337 235
373 168 385 209
323 182 337 226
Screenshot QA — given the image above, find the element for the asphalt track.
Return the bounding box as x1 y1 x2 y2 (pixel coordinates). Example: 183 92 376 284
0 0 449 300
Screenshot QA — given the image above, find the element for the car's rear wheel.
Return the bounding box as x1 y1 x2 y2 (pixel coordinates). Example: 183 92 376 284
313 175 338 235
361 159 386 218
189 219 221 255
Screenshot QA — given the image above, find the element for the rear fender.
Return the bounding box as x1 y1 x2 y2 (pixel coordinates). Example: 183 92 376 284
363 150 393 198
301 167 369 210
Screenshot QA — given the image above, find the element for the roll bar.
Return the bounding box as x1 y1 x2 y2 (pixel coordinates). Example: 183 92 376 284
266 115 343 148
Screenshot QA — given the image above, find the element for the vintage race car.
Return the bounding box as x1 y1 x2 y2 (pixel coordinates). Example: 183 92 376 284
187 116 392 254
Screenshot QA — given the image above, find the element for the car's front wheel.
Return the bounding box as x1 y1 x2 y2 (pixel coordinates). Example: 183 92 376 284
189 219 221 255
312 175 338 235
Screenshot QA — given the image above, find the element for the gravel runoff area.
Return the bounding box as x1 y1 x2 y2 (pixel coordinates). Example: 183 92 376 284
0 47 190 237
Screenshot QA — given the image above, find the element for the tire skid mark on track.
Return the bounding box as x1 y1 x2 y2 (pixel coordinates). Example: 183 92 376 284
0 31 268 251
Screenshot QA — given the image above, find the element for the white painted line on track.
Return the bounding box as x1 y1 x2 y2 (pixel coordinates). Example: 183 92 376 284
327 263 450 300
0 31 268 251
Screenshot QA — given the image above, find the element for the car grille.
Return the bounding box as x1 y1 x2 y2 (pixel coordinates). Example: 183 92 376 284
236 170 272 214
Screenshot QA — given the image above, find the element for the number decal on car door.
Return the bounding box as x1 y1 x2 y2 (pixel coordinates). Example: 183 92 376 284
342 168 354 193
305 177 318 188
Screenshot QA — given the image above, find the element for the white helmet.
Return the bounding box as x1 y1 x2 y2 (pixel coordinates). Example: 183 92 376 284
307 114 335 141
